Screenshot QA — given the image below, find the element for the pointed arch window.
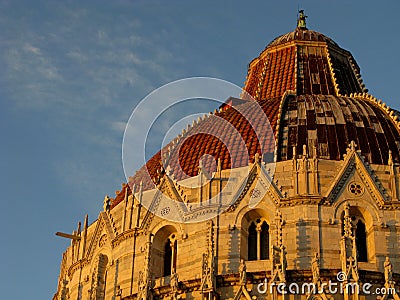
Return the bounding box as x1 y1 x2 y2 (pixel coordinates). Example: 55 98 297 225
248 223 257 260
355 219 367 262
152 226 179 279
341 206 370 263
260 221 269 260
89 254 108 300
163 234 177 276
248 219 269 261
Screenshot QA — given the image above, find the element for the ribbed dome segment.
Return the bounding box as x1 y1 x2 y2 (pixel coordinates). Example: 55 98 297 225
268 28 338 47
244 28 367 99
277 94 400 164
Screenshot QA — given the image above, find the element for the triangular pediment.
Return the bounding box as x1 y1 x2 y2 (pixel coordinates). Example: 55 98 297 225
140 189 164 233
85 212 116 261
142 172 216 229
325 148 389 207
253 161 283 206
228 160 283 212
157 173 183 202
139 161 284 227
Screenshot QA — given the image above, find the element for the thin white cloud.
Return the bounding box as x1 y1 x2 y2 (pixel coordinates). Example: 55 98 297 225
24 43 41 55
1 3 181 112
66 50 88 63
111 121 127 132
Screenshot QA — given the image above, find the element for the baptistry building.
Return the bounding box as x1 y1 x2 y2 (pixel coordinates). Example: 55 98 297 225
54 12 400 300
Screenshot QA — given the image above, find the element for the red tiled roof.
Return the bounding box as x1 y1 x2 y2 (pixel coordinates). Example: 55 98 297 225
127 98 281 193
110 28 400 207
111 183 131 209
244 28 365 100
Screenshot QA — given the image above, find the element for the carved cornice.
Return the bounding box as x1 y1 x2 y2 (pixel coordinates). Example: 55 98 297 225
67 259 89 279
181 206 221 222
377 202 400 210
279 195 324 207
111 228 135 248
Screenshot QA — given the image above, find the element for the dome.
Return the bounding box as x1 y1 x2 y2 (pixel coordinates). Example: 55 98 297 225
267 27 338 48
118 25 400 199
55 14 400 300
244 27 368 100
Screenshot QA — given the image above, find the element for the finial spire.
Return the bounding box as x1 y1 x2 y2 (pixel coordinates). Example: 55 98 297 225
297 9 308 29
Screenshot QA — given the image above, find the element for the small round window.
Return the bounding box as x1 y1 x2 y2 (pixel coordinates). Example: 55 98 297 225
348 182 364 196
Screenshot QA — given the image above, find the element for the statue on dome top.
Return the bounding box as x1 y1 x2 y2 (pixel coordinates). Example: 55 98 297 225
297 9 308 29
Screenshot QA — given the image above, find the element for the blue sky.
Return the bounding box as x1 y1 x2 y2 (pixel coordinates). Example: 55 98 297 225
1 1 399 299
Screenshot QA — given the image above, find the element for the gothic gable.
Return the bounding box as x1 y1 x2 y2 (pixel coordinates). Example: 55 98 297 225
325 142 389 207
85 212 116 262
228 157 283 213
